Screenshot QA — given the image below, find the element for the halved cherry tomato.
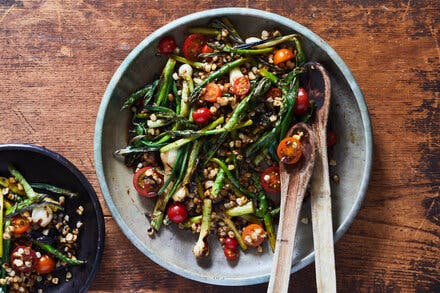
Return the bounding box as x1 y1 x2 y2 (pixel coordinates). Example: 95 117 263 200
10 245 37 273
11 215 30 234
230 76 250 97
327 130 337 147
133 167 164 197
265 87 282 99
223 247 239 261
201 43 214 54
35 255 55 275
202 83 222 102
167 202 188 223
192 108 213 125
158 36 176 55
224 237 239 249
273 48 295 65
183 33 206 61
241 224 266 247
260 166 281 194
293 87 310 115
277 136 303 164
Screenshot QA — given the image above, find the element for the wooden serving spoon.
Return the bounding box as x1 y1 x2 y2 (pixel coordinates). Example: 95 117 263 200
267 122 317 293
302 61 337 293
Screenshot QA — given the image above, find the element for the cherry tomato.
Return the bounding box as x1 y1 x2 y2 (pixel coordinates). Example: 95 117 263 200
273 48 295 65
230 76 251 97
202 83 222 102
293 88 310 115
241 224 266 247
158 36 176 55
11 215 30 234
260 166 281 194
35 255 55 275
327 130 337 147
224 237 239 249
183 33 206 61
192 108 213 125
10 245 37 273
133 167 164 197
167 202 188 223
277 135 303 164
223 247 239 261
277 136 303 164
265 87 282 99
201 44 214 54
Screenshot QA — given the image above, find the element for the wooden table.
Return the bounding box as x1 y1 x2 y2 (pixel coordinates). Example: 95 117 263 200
1 0 439 292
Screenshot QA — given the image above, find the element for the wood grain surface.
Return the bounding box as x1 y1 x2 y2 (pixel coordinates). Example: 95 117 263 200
1 0 439 292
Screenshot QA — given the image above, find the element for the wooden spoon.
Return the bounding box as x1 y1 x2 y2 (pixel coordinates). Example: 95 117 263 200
302 61 337 293
267 122 317 293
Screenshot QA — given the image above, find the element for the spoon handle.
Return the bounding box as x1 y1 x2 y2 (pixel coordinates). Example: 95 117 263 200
267 169 311 293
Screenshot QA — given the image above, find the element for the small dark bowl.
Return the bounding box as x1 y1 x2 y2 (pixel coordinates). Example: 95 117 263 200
0 144 104 293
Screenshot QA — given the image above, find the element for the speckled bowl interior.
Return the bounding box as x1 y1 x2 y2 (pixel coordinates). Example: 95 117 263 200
94 8 372 286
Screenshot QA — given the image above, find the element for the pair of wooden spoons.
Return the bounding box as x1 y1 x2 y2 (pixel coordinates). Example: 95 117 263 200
267 62 336 293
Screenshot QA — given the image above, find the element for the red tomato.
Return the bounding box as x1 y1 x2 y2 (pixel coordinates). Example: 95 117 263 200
277 136 303 164
158 36 176 55
293 88 310 115
230 76 251 97
224 237 238 249
327 130 337 147
183 34 206 61
133 167 164 197
10 246 37 273
202 83 222 102
273 48 295 65
11 215 30 234
192 108 213 125
223 247 239 261
260 166 281 194
167 202 188 223
241 224 266 247
201 44 214 54
35 255 55 275
265 87 282 99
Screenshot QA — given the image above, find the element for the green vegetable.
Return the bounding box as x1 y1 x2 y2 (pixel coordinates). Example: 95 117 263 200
30 183 78 197
192 198 212 257
205 43 274 56
160 116 224 153
223 216 247 251
211 168 225 201
189 58 251 103
121 80 159 110
223 78 271 131
188 27 221 36
8 164 37 199
225 201 255 217
156 58 176 106
33 241 86 265
170 54 203 69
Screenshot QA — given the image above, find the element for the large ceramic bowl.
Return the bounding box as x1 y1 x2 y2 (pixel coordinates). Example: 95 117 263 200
0 144 105 292
94 8 372 286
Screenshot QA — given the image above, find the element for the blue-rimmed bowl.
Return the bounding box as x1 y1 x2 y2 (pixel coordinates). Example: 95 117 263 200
94 8 372 286
0 144 105 292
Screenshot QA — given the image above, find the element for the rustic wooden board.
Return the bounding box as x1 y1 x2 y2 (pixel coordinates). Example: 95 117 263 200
0 0 438 292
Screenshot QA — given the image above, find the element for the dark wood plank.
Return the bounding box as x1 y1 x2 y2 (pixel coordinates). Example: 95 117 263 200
0 0 438 292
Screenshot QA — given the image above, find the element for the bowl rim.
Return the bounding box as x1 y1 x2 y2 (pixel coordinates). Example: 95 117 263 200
94 7 373 286
0 143 105 292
